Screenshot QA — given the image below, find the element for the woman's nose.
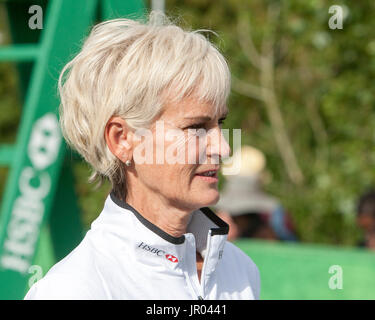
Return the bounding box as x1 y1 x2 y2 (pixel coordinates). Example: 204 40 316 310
207 126 231 163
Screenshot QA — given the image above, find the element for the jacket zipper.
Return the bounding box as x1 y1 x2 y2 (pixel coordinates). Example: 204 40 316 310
184 232 213 300
182 235 204 300
183 268 204 300
191 271 204 300
199 230 212 299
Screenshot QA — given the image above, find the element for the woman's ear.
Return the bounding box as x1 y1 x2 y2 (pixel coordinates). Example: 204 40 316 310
105 116 133 162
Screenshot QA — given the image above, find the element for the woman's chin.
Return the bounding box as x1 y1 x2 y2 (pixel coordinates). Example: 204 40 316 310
193 190 220 208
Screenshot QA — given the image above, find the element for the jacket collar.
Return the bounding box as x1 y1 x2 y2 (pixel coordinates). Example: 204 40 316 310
90 191 229 279
108 191 229 251
101 191 229 274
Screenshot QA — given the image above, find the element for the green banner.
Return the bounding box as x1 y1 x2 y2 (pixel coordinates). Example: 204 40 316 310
236 239 375 300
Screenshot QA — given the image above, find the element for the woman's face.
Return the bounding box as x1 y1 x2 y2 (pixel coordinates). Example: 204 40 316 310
131 97 230 211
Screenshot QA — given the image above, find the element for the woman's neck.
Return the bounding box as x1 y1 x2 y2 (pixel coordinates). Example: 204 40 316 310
125 183 194 238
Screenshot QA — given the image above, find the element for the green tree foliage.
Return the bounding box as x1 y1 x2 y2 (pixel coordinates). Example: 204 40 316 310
165 0 374 245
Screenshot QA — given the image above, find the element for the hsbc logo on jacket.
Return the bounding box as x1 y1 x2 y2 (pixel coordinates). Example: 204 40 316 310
137 241 178 263
138 241 165 256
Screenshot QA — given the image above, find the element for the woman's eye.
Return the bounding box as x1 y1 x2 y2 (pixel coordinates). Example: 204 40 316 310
186 123 205 130
218 118 226 126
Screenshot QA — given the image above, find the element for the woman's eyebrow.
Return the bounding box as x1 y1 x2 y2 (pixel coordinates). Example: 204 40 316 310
184 111 228 121
184 116 212 121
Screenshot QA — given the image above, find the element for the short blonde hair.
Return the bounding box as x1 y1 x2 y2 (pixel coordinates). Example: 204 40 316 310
58 12 231 198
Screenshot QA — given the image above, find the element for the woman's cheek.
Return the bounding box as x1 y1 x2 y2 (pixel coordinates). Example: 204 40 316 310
185 134 207 165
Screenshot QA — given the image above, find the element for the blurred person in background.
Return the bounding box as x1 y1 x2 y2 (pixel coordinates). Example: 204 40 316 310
357 190 375 250
216 146 297 242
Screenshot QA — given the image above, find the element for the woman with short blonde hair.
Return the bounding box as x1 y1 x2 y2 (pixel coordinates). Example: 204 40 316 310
25 12 260 300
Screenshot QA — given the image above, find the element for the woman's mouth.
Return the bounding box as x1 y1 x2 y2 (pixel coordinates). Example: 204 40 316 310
195 170 219 182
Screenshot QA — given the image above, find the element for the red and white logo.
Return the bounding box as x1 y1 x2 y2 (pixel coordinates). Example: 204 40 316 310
165 254 178 263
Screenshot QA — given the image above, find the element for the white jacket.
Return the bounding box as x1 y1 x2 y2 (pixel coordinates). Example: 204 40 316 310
25 192 260 300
